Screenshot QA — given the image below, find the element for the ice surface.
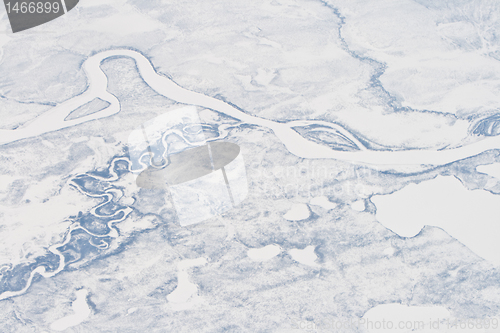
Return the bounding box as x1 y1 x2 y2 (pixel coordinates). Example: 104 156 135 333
288 246 318 267
248 244 281 262
350 200 365 212
310 196 337 210
372 176 500 265
283 203 311 221
50 289 91 331
477 163 500 180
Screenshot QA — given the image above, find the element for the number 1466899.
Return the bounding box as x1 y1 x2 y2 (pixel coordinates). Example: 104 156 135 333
5 1 61 14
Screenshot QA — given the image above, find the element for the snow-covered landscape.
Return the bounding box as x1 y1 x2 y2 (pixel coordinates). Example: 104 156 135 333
1 0 500 331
